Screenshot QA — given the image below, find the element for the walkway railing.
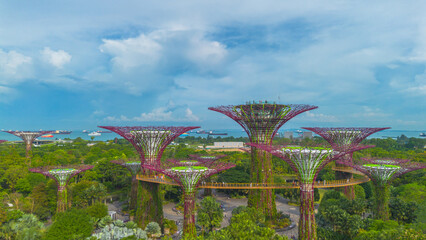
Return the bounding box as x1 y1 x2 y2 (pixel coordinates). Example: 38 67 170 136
332 166 365 175
136 174 370 189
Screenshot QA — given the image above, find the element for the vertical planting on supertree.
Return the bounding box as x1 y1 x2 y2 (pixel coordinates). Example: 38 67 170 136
249 143 349 240
111 160 141 210
302 127 389 199
99 126 199 228
342 158 425 220
4 130 54 165
29 165 94 212
209 102 317 220
143 160 235 238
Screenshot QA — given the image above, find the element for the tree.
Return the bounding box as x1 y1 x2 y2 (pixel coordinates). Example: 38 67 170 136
44 209 93 240
197 196 223 233
389 198 418 224
145 222 161 239
86 202 108 219
9 214 45 240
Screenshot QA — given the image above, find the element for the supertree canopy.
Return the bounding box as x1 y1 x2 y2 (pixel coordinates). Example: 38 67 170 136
111 159 141 210
143 160 235 238
29 165 93 212
98 126 199 227
4 130 54 164
248 143 351 240
302 127 389 199
341 158 425 220
187 154 227 196
209 102 317 219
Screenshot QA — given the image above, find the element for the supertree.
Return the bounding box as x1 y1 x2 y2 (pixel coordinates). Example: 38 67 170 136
188 154 226 196
4 130 54 165
248 143 358 240
29 165 94 212
143 160 235 238
0 140 6 144
98 126 199 227
111 159 141 210
209 101 317 219
340 158 425 220
301 127 389 199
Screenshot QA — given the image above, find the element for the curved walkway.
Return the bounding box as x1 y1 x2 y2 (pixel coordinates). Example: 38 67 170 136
136 174 370 189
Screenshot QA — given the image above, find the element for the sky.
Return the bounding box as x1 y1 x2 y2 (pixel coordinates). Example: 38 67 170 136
0 1 425 131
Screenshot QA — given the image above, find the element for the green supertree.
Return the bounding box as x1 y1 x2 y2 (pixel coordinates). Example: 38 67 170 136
209 102 317 220
29 165 93 212
144 161 235 238
344 158 425 220
249 143 348 240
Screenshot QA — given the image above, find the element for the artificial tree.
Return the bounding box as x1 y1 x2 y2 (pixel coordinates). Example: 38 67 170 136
29 165 94 212
249 143 356 240
209 101 317 219
111 159 141 210
188 154 226 196
99 126 199 227
4 130 53 165
143 160 235 238
341 158 425 220
302 127 389 199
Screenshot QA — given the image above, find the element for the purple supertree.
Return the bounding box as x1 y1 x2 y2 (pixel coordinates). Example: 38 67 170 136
209 101 317 219
302 127 389 199
143 160 235 238
111 159 141 210
98 126 199 227
340 158 425 220
248 143 358 240
188 154 226 196
4 130 54 165
0 140 7 144
29 165 94 212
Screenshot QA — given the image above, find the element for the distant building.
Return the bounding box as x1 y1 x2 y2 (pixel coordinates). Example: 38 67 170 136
206 142 244 149
284 132 293 139
302 132 313 139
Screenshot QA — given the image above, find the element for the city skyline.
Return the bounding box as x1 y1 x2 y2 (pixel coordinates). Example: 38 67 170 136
0 1 425 130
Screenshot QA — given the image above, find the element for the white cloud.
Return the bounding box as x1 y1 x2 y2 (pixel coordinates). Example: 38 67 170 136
0 49 32 83
301 112 339 122
41 47 72 68
105 102 200 122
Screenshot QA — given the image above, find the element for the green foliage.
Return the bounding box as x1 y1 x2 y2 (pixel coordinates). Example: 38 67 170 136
44 208 93 240
354 185 366 200
69 180 107 208
145 222 161 238
389 198 418 224
91 220 147 240
2 214 45 240
393 183 425 203
196 196 223 233
86 202 108 219
355 219 425 240
162 219 177 236
217 166 249 197
204 207 287 240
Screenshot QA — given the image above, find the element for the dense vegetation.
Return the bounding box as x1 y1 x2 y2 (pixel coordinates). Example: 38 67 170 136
0 135 424 239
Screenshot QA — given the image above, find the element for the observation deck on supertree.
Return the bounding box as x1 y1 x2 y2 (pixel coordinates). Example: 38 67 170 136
4 130 54 165
111 159 141 210
29 165 94 212
302 127 389 199
143 160 235 238
209 101 317 219
98 126 199 227
188 154 226 161
340 158 425 221
248 143 359 240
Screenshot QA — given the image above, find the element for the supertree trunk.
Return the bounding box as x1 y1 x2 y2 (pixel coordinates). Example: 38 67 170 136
373 183 390 220
183 191 196 238
299 183 316 240
130 175 139 211
136 181 163 228
57 187 68 213
247 147 276 220
335 153 355 200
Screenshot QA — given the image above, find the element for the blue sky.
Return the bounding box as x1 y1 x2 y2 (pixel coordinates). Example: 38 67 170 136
0 1 425 131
